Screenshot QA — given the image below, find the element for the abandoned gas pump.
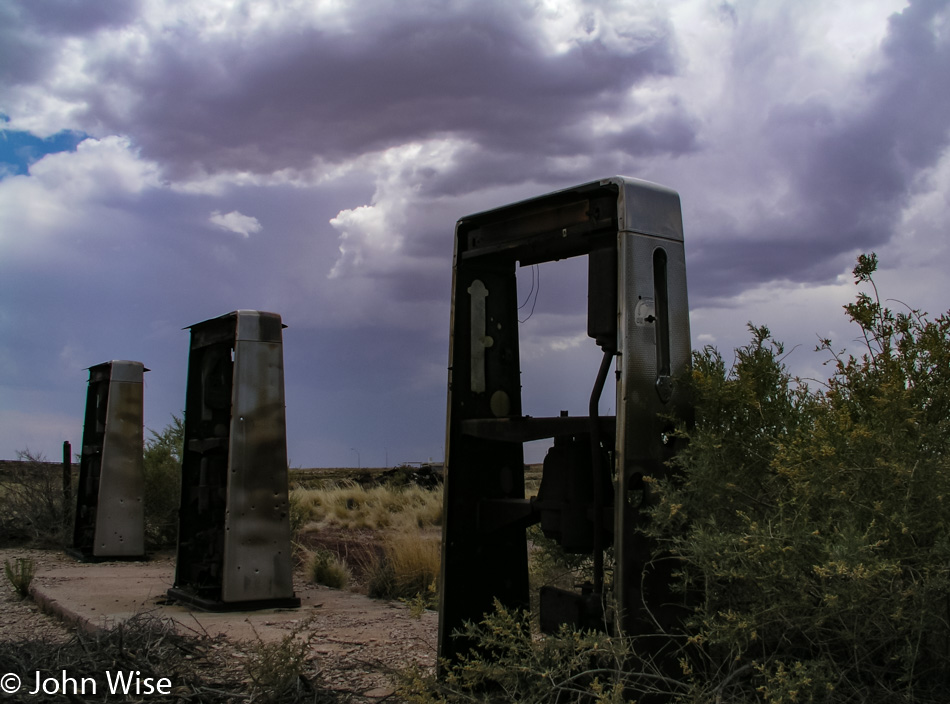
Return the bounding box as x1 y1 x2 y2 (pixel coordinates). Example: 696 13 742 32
70 360 147 561
168 310 300 611
438 177 691 663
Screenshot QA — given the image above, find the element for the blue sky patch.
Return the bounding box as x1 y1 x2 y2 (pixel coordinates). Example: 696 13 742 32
0 118 88 177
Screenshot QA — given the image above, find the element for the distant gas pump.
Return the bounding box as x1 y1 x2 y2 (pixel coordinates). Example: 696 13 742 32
168 310 299 611
438 177 691 662
70 360 147 561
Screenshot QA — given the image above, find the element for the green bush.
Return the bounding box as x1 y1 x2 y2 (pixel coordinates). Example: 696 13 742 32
143 415 184 550
648 253 950 702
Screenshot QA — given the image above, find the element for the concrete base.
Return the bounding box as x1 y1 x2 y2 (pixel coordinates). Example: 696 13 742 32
166 586 301 612
63 547 147 563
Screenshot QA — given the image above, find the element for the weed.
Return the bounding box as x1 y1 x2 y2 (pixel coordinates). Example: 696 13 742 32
244 618 318 703
3 557 35 598
401 580 438 619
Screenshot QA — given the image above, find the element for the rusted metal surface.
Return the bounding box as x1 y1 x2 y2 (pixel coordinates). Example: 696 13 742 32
72 360 146 560
615 192 692 638
171 310 298 610
439 176 692 664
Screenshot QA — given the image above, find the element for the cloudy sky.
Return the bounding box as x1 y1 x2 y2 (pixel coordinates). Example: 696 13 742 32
2 0 948 468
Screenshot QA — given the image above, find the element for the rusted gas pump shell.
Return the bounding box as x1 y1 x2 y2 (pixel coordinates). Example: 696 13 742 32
71 360 147 561
439 177 691 662
169 310 299 611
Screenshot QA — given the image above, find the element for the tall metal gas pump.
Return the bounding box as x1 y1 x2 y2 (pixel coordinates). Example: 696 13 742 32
438 177 691 662
71 360 147 561
168 310 300 611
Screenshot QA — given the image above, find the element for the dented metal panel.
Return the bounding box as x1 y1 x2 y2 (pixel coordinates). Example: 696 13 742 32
222 311 295 603
72 360 146 560
614 203 692 637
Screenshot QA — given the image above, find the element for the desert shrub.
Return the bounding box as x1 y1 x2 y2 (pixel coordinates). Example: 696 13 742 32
306 549 350 589
398 600 676 703
143 415 184 550
0 450 65 546
647 253 950 702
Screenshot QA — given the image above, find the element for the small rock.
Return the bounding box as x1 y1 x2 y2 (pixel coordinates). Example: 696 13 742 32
364 686 395 698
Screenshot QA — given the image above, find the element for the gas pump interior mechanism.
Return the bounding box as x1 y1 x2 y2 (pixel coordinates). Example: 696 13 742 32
438 177 691 662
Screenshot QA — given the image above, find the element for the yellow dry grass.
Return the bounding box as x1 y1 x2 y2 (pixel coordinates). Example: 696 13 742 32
291 481 442 533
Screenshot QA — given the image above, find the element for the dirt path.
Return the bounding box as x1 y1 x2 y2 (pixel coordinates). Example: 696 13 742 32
0 548 437 701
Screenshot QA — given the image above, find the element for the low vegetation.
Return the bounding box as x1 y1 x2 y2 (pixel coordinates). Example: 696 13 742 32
243 617 323 703
398 602 637 704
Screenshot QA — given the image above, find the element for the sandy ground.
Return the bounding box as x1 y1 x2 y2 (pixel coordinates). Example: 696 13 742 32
0 547 438 700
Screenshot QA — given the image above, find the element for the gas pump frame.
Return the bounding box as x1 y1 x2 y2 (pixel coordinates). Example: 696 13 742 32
438 176 691 662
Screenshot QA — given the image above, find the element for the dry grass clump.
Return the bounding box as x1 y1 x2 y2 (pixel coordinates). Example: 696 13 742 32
364 533 440 603
291 482 442 532
305 548 351 589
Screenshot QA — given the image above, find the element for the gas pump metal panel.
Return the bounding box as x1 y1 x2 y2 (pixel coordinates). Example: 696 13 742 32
221 311 295 603
614 180 692 635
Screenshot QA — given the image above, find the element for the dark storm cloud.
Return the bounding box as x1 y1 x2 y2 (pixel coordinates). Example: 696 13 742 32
689 0 950 300
12 0 141 35
62 2 694 178
0 0 140 85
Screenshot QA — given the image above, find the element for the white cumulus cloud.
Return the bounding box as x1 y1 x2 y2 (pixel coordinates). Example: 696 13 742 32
208 209 262 238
